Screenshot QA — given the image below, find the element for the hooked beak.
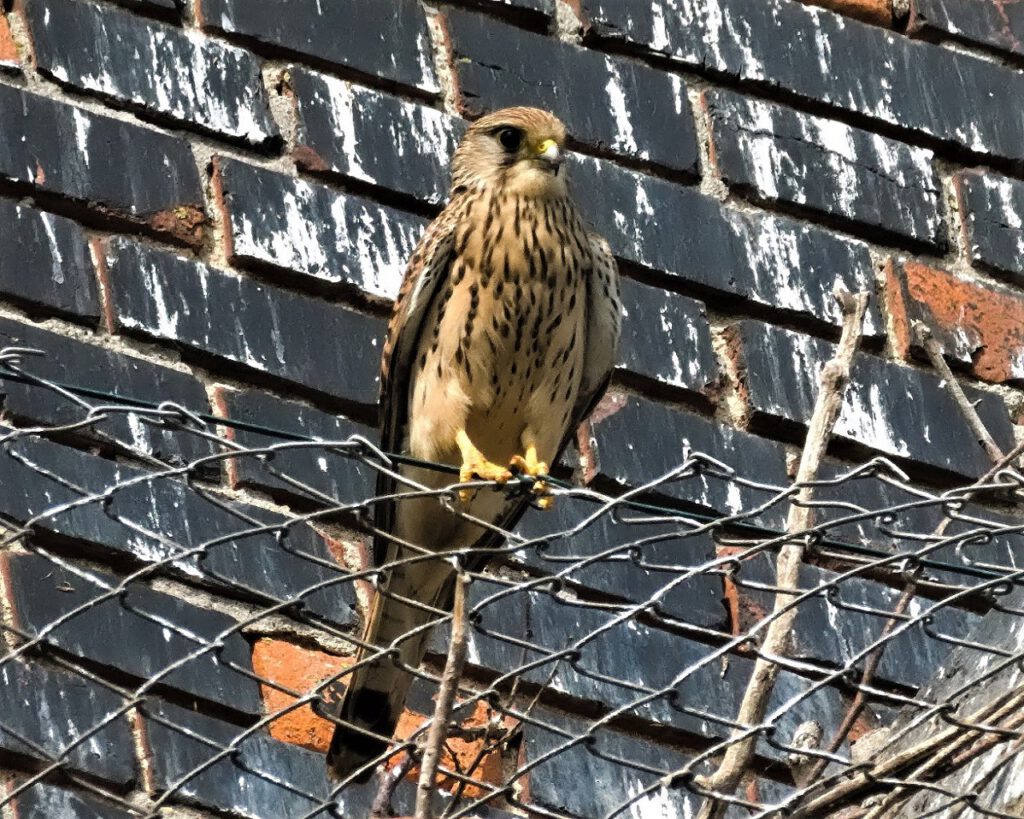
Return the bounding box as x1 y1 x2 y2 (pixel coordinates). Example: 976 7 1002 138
535 138 563 171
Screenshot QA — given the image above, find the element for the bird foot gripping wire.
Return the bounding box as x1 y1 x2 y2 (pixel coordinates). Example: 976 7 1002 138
509 445 553 509
456 429 513 504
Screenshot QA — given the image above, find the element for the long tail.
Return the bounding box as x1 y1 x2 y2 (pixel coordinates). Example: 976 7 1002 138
326 554 455 782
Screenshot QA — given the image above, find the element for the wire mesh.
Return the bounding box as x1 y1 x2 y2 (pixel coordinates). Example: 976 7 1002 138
0 344 1022 819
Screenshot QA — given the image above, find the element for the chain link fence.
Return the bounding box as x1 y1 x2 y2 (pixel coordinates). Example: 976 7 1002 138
0 345 1022 818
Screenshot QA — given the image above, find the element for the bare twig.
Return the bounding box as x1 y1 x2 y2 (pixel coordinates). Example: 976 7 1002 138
695 290 871 817
372 752 415 818
914 322 1005 466
415 572 471 819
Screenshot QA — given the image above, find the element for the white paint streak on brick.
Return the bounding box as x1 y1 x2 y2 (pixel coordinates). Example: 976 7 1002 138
987 174 1024 229
605 60 641 156
70 107 92 166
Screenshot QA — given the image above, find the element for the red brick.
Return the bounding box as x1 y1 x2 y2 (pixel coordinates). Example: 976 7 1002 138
0 12 19 68
394 696 515 799
890 260 1024 385
800 0 892 25
251 638 352 753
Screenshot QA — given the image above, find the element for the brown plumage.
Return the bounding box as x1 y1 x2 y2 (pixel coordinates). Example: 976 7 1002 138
326 107 621 781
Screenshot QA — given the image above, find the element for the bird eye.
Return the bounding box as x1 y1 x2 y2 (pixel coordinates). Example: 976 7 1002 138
497 127 523 152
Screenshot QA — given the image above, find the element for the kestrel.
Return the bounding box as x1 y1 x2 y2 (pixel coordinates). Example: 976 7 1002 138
326 107 621 781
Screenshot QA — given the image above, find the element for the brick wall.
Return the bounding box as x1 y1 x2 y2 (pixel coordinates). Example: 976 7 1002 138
0 0 1022 817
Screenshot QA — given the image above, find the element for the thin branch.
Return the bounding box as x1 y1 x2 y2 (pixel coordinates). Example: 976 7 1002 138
695 290 871 817
914 322 1005 466
372 751 416 818
416 572 471 819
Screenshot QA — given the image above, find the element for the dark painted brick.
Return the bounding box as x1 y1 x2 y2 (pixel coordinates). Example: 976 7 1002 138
5 553 262 714
445 8 699 176
569 155 882 333
584 0 1024 164
436 577 845 762
518 708 705 817
736 553 979 689
489 0 553 12
143 700 341 818
0 432 358 628
0 317 213 468
105 238 383 406
514 497 727 630
27 0 277 145
910 0 1024 58
217 387 374 506
705 90 944 247
9 783 136 819
956 170 1024 283
291 69 461 206
198 0 437 93
618 278 718 395
0 660 136 785
217 158 427 300
736 320 1016 477
590 396 790 530
124 0 179 8
0 200 100 320
0 85 203 230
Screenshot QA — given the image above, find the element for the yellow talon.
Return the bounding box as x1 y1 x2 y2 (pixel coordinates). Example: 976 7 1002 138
509 444 554 509
456 429 512 503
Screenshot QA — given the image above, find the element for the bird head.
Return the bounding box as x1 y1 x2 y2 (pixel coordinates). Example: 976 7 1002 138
450 107 568 199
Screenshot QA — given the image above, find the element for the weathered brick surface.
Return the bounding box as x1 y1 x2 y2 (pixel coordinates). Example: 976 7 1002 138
956 170 1024 283
0 85 204 242
590 395 791 530
737 553 980 689
27 0 277 145
251 638 351 752
517 707 706 817
0 11 19 71
105 238 384 406
0 432 358 627
433 578 847 763
142 699 342 818
514 498 727 630
0 317 212 467
735 319 1016 476
0 659 136 785
570 156 882 334
216 158 426 300
5 553 262 713
810 459 1024 588
584 0 1024 163
215 386 375 504
445 8 699 176
889 261 1024 385
0 199 100 320
7 783 136 819
705 90 943 247
617 278 719 396
292 69 461 206
909 0 1024 57
197 0 438 93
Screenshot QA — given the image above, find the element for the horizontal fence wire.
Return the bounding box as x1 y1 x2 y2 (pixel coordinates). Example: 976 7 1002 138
0 346 1022 818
